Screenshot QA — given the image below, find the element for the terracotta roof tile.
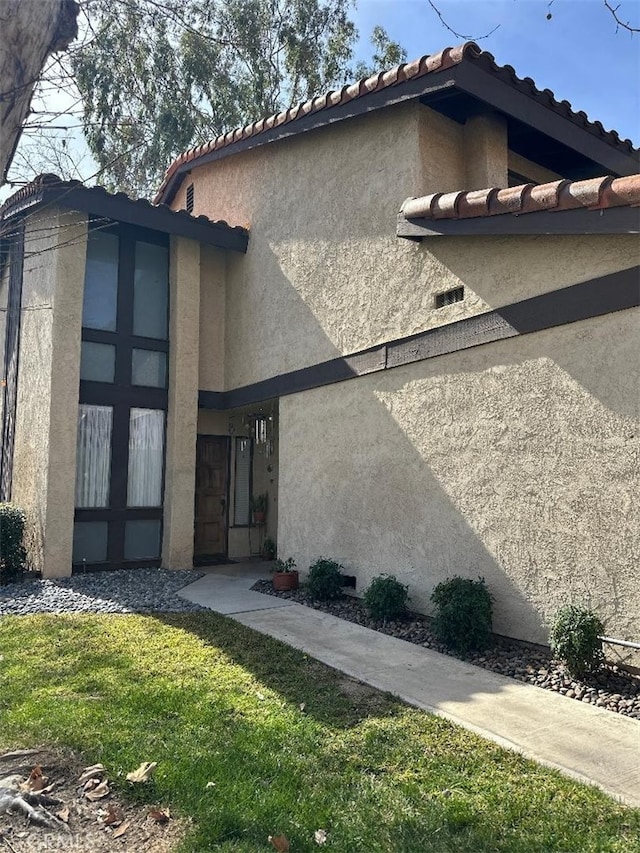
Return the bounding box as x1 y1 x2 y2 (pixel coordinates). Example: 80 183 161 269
400 174 640 221
154 41 638 205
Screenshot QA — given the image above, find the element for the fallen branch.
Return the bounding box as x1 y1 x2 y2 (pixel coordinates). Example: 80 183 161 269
0 775 68 832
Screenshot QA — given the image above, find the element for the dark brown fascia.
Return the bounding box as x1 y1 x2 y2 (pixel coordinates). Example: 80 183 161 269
199 266 639 411
397 205 640 239
1 181 249 253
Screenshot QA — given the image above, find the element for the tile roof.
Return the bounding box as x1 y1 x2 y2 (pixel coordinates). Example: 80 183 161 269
154 41 638 205
400 174 640 221
1 174 248 251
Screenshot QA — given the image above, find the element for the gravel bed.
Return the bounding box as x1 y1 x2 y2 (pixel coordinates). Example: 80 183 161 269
0 568 207 616
252 579 640 720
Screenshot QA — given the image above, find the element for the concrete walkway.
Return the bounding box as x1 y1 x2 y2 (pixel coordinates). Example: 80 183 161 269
179 564 640 808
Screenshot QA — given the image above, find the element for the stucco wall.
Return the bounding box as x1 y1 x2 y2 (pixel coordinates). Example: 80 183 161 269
162 235 201 569
180 103 636 395
278 307 639 650
198 245 226 392
12 208 87 576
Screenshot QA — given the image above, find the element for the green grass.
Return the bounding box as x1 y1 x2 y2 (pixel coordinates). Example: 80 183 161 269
0 612 638 852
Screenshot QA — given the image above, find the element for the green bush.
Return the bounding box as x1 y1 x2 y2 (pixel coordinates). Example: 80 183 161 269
549 605 604 678
364 574 409 621
431 576 493 654
306 558 344 600
0 503 27 585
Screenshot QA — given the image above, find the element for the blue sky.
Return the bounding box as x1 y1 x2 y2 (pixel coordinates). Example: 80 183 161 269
353 0 640 144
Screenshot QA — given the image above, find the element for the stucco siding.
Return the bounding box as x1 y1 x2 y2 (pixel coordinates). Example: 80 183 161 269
199 245 226 391
12 209 86 576
278 307 639 649
183 102 637 393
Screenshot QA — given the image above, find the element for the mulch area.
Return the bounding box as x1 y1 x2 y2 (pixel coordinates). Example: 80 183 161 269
251 580 640 719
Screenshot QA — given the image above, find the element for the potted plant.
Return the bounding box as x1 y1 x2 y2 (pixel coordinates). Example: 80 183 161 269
262 536 277 560
250 492 268 524
271 557 298 591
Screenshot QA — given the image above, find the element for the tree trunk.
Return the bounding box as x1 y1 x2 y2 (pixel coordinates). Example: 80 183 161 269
0 0 79 186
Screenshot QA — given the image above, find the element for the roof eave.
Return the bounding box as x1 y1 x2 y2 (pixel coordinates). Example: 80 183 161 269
397 205 640 239
1 181 249 253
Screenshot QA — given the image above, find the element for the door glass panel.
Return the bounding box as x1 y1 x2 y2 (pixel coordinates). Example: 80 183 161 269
73 521 108 563
131 349 167 387
133 241 168 339
80 341 116 383
75 404 112 507
127 408 165 507
82 231 119 331
124 519 161 560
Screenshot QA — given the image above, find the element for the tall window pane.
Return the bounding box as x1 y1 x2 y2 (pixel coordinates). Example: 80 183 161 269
75 404 112 507
82 231 119 331
133 241 168 339
127 408 165 507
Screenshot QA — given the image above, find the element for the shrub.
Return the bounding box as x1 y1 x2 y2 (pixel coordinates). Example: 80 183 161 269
0 503 27 585
272 557 296 573
364 574 408 621
431 576 493 654
306 558 344 601
549 605 604 678
262 537 277 560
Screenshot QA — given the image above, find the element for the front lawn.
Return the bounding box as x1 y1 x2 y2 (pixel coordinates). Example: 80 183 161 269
0 612 638 852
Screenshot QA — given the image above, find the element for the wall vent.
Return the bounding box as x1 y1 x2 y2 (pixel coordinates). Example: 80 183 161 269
186 183 194 213
436 286 464 308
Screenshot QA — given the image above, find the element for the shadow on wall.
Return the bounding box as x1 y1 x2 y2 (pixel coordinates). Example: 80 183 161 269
221 236 640 649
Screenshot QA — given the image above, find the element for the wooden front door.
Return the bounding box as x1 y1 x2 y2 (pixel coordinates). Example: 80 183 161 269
194 435 229 559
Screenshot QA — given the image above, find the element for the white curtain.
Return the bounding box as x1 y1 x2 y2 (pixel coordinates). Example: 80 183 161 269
127 408 165 507
75 405 112 507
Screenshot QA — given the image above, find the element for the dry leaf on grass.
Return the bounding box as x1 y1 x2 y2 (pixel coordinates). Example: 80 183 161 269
314 829 327 845
21 765 47 792
268 833 290 851
85 780 110 801
78 764 106 784
149 808 170 824
112 820 131 838
126 762 157 783
299 703 306 712
205 781 216 789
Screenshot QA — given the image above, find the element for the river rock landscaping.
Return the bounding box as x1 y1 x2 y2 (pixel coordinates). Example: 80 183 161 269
251 579 640 720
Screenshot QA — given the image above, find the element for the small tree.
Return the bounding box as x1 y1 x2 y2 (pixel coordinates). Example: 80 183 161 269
431 576 493 654
0 503 27 585
549 605 604 678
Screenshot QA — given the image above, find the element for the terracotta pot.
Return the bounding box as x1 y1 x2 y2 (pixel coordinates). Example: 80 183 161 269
273 571 299 591
253 511 266 524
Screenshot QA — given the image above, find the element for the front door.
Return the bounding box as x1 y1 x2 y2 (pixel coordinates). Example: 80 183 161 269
194 435 229 560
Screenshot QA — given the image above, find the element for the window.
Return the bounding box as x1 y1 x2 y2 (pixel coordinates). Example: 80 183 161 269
80 341 115 383
75 222 169 568
233 438 252 525
82 231 119 331
127 408 165 507
133 241 169 339
131 349 167 387
75 404 113 508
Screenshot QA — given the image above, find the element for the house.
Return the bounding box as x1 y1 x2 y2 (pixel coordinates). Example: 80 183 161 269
1 42 638 651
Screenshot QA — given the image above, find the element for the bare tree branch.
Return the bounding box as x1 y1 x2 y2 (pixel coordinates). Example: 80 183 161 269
426 0 500 40
603 0 640 32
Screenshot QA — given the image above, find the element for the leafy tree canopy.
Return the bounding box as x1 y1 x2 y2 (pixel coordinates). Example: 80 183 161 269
72 0 406 197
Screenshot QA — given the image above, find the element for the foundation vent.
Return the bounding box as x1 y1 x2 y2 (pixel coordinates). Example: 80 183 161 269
436 286 464 308
186 183 194 213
